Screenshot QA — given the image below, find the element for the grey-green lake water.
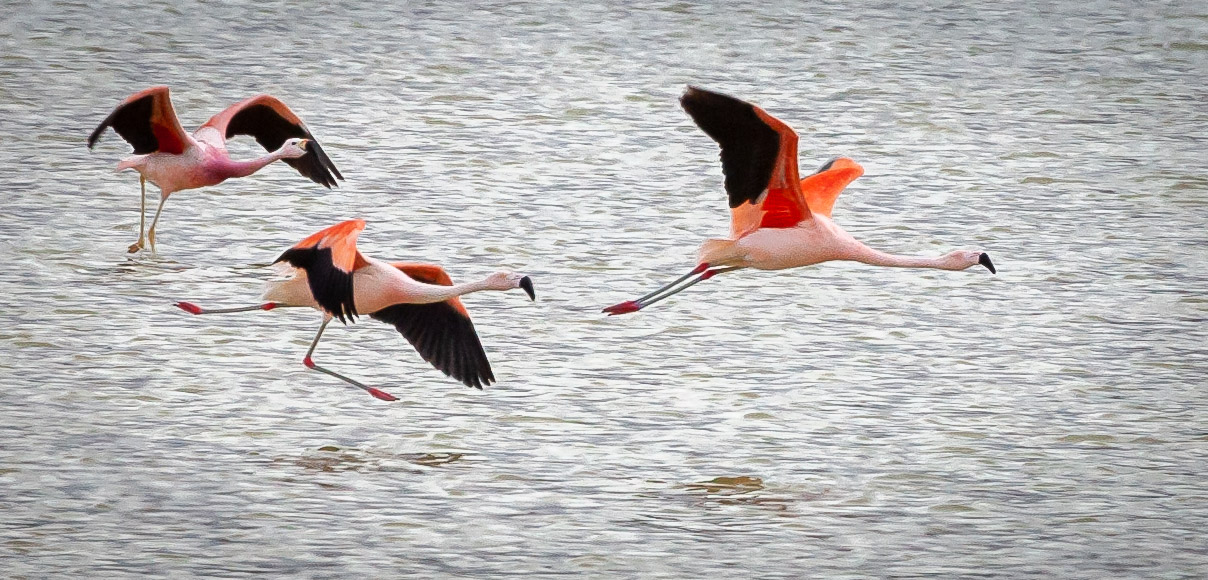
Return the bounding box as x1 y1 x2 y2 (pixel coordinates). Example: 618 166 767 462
1 1 1206 577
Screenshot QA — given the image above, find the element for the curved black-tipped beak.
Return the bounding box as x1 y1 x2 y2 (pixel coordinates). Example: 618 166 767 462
519 276 535 301
979 252 996 274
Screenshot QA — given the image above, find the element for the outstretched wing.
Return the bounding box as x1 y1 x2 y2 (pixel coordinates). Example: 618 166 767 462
87 86 191 155
680 86 807 236
274 219 367 323
370 263 495 389
799 157 865 218
199 95 343 188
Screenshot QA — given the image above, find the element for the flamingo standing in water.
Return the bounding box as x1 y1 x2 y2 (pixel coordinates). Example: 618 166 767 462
88 86 343 252
175 219 535 401
603 86 995 315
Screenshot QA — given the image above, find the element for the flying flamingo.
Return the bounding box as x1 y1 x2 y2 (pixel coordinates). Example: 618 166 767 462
174 219 535 401
603 86 995 316
88 86 343 252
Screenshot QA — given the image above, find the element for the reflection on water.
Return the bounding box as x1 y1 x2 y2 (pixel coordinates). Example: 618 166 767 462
681 476 798 513
684 475 766 495
2 0 1207 577
284 447 467 473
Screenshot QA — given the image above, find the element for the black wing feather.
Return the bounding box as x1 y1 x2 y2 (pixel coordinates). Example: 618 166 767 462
225 104 344 188
274 247 358 324
370 303 495 390
680 86 782 209
88 95 159 154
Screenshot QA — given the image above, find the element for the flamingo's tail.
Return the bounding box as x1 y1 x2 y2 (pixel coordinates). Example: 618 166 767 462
115 156 146 173
261 264 315 307
696 238 743 267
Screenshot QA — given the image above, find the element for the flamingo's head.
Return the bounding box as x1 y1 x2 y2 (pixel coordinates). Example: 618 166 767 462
280 137 310 159
485 272 536 300
946 250 996 274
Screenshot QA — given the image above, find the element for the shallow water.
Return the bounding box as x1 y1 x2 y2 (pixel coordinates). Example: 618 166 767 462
2 0 1207 577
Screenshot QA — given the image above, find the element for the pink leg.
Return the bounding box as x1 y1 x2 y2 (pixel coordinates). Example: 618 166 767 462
603 265 740 315
175 302 280 315
302 318 397 402
603 263 709 315
128 175 147 253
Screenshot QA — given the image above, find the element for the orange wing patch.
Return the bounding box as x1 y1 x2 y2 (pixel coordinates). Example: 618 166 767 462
198 94 343 189
88 85 191 155
200 94 304 135
291 219 367 273
274 219 367 323
391 262 469 317
799 157 864 218
728 203 764 238
755 106 806 229
731 107 807 234
125 86 190 155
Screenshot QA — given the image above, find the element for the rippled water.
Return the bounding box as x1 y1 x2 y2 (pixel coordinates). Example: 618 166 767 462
2 1 1206 577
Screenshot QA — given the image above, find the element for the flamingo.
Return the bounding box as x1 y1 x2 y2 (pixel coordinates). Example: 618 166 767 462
87 86 343 253
174 219 535 401
603 86 995 316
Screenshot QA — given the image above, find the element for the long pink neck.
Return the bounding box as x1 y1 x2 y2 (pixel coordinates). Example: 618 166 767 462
404 279 496 305
215 150 288 180
848 243 956 270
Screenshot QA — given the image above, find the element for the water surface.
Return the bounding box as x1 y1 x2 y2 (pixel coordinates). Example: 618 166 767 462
1 1 1206 577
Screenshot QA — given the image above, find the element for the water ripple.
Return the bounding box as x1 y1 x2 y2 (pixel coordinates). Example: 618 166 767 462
1 0 1206 577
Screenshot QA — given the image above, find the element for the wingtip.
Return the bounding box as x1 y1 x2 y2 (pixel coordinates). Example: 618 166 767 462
680 86 709 109
86 127 104 149
681 85 729 102
461 363 495 391
680 85 704 103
